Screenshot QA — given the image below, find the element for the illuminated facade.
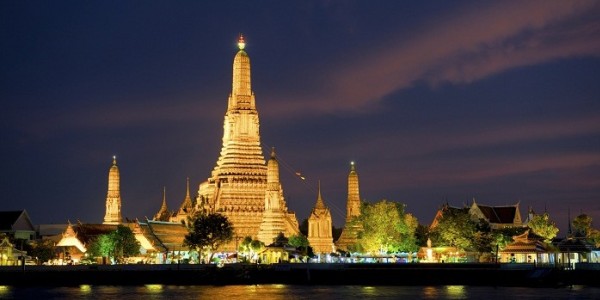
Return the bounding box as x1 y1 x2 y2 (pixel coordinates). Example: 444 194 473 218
257 149 300 244
308 183 334 254
196 35 299 247
335 162 362 251
103 157 122 225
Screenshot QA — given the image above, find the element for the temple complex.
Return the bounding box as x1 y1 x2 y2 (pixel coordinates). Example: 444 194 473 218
195 35 299 247
103 157 122 225
308 183 334 254
256 149 300 244
335 162 362 251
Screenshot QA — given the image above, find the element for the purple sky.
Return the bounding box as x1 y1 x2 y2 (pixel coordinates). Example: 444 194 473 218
1 1 599 235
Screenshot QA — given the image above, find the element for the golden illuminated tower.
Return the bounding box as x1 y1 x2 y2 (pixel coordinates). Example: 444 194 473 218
153 187 172 222
335 161 362 251
197 35 298 246
103 156 122 225
257 148 300 244
308 182 334 254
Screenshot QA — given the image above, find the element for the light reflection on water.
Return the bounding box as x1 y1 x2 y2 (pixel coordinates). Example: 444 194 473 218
1 285 600 299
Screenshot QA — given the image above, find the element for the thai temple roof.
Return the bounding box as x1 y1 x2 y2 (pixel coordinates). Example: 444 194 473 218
476 205 517 224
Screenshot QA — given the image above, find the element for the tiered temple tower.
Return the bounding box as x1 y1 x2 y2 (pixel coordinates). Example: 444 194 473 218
103 156 122 225
335 162 362 251
197 35 298 247
257 148 300 244
308 182 334 254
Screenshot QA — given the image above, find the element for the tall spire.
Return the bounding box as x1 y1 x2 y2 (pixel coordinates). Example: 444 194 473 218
336 161 363 251
179 178 193 213
229 33 254 110
315 181 326 209
160 186 168 211
346 161 361 221
103 156 122 224
568 207 572 236
153 186 172 221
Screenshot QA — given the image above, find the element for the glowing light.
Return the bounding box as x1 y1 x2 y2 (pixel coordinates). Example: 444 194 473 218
351 161 355 165
238 34 246 50
0 286 10 295
445 285 465 297
79 285 91 294
145 284 163 293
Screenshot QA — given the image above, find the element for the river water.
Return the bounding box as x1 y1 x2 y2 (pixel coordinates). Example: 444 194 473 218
1 284 599 299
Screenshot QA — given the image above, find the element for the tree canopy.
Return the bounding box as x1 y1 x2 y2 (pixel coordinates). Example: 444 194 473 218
430 208 478 251
354 200 419 254
87 225 140 260
528 212 559 242
183 213 233 263
573 214 593 236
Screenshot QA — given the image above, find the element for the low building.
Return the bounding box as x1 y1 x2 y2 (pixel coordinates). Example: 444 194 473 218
499 230 554 264
0 210 36 241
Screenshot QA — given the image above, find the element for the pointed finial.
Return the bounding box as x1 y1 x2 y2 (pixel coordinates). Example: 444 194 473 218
186 177 190 198
112 155 117 165
238 34 246 50
316 180 325 208
271 147 276 158
350 161 355 171
568 207 572 235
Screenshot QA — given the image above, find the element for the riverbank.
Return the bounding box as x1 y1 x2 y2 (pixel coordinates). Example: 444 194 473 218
1 263 598 287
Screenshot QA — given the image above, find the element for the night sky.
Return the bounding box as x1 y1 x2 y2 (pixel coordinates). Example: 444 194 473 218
2 1 599 234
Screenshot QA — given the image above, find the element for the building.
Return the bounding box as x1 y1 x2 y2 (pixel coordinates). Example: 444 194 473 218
469 199 523 229
171 178 195 224
308 183 334 254
153 187 173 222
195 35 299 248
499 230 554 264
336 162 362 251
103 157 122 225
256 148 300 244
0 210 36 241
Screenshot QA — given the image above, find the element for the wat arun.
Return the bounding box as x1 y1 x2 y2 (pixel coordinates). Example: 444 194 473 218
195 35 299 247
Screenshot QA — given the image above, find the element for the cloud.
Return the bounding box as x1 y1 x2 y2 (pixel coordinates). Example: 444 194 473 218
266 0 600 116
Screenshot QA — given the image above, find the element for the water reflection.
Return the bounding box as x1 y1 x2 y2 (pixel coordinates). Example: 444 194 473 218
445 285 466 299
79 284 91 294
422 286 439 298
145 284 163 293
0 285 599 299
0 285 10 297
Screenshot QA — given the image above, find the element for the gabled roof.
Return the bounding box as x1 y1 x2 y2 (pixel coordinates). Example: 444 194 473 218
474 204 517 224
0 210 35 232
145 220 188 251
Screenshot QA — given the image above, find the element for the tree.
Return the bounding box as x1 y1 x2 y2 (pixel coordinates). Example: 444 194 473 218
430 208 477 251
288 234 310 256
355 200 418 254
87 225 140 261
573 214 593 236
528 212 559 242
87 234 115 258
27 239 56 264
572 214 600 247
492 227 528 249
184 213 233 263
113 225 140 258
